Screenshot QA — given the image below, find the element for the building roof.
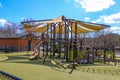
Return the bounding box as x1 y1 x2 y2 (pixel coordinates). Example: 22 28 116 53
0 34 24 38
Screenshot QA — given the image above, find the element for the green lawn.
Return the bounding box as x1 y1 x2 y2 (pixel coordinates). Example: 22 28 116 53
0 52 120 80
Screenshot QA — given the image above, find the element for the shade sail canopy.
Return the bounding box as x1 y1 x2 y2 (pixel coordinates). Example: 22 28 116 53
22 16 109 34
49 23 94 34
27 24 51 33
76 21 106 31
70 23 94 34
43 16 64 23
23 23 33 28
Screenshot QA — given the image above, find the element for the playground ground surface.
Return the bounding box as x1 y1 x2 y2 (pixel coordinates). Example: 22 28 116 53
0 52 120 80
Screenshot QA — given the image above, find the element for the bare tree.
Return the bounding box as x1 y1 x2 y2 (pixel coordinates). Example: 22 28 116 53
0 22 19 34
98 27 111 48
106 33 120 48
78 33 89 49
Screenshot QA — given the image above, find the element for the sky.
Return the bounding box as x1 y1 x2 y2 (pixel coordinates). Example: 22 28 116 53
0 0 120 34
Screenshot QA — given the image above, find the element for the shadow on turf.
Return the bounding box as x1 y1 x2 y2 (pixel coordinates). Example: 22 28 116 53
51 66 72 74
1 55 76 74
1 55 62 68
50 62 75 74
1 54 120 75
76 66 120 76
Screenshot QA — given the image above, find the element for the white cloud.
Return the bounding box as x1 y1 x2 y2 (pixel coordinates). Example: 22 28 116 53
84 17 90 21
74 0 116 12
92 21 96 23
109 26 120 33
0 2 3 8
93 12 120 24
103 12 120 24
92 16 104 23
0 19 10 26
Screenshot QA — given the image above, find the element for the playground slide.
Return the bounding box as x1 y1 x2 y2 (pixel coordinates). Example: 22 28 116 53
29 35 49 60
29 51 40 60
29 40 43 60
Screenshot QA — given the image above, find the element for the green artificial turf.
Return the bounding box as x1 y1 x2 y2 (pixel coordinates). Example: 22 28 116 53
0 52 120 80
0 54 8 61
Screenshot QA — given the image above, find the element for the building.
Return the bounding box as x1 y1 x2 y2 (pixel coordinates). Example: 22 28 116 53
0 34 37 52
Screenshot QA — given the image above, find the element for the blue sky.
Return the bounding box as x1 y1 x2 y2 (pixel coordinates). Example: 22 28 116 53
0 0 120 33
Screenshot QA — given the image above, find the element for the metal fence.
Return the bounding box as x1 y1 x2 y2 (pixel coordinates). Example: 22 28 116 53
0 71 22 80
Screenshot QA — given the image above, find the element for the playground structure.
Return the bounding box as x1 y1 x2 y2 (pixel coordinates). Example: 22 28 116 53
21 16 112 64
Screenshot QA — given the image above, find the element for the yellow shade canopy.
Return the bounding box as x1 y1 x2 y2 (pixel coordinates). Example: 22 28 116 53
49 23 94 34
23 23 33 29
76 21 106 31
23 22 44 29
70 23 94 34
27 24 51 33
22 16 108 34
43 16 64 23
50 24 66 34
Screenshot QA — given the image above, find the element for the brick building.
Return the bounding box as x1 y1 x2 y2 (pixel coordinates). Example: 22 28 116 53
0 34 37 52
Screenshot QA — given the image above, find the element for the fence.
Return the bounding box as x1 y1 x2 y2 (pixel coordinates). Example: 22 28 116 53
0 70 22 80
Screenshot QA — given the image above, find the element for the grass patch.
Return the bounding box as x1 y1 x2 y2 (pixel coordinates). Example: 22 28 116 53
0 52 120 80
0 54 8 61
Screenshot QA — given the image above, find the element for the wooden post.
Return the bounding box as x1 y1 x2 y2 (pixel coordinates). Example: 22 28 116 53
74 22 77 60
42 34 45 57
43 23 49 64
53 23 56 57
66 23 69 60
58 23 62 58
50 23 53 57
71 22 73 51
